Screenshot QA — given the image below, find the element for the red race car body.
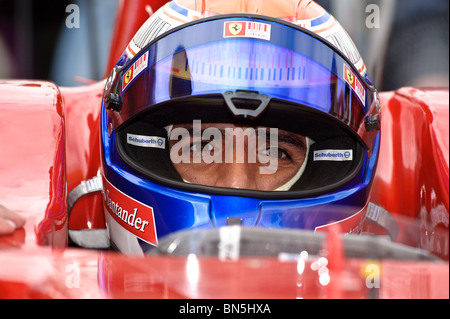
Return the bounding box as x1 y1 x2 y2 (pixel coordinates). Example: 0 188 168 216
0 0 448 300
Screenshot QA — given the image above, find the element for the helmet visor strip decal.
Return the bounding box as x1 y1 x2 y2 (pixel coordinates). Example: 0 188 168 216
108 17 372 133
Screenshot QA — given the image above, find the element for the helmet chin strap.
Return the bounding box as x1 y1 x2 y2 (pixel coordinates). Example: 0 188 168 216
166 124 313 192
274 137 313 191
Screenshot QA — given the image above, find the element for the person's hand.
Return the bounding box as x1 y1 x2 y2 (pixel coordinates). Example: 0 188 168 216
0 205 26 236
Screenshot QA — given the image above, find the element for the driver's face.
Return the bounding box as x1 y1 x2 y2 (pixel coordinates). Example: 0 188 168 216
169 123 307 191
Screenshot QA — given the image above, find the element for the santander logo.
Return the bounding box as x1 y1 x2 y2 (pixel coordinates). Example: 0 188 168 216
102 175 158 246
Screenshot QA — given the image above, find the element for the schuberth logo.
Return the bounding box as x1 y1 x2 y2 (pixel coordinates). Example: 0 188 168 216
102 175 158 246
313 149 353 161
127 133 166 149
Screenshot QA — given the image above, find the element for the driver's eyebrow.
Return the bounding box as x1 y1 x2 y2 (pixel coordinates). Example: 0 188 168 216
271 131 306 150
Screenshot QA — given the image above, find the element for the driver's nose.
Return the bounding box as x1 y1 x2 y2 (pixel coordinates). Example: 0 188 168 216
213 161 259 190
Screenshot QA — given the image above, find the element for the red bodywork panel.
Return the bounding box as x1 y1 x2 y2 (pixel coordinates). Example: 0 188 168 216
372 88 449 258
0 0 448 299
0 81 67 249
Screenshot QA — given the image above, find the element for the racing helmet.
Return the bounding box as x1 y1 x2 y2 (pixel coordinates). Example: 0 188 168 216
101 0 381 254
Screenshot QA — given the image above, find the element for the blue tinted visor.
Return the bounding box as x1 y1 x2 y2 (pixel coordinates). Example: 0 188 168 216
106 16 375 139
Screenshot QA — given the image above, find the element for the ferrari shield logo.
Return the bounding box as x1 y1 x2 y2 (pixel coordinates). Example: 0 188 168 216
124 69 133 84
122 51 149 92
345 68 355 85
344 64 366 107
229 23 243 35
224 21 246 37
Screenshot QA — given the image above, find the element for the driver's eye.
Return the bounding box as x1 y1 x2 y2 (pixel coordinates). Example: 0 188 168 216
261 147 288 160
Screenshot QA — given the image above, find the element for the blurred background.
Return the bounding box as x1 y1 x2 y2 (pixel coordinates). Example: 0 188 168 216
0 0 448 91
0 0 118 86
